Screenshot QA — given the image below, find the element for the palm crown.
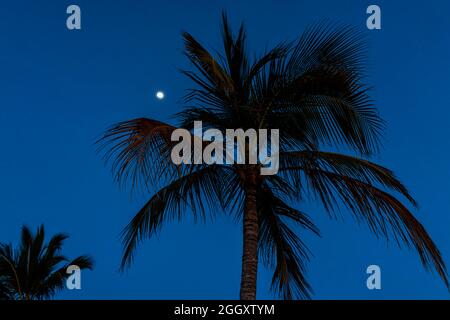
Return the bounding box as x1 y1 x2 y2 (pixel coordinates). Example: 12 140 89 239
98 13 447 299
0 225 93 300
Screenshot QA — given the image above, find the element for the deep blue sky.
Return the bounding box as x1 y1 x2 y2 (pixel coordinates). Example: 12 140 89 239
1 0 450 299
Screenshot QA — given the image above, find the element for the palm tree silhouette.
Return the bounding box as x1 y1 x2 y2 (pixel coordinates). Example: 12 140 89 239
98 13 447 299
0 225 93 300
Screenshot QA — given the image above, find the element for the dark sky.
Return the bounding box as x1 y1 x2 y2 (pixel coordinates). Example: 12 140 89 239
1 0 449 299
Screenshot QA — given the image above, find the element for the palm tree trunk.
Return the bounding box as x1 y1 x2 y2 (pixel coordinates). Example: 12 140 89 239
239 170 259 300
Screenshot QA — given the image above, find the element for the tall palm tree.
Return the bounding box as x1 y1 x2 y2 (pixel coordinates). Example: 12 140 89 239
98 13 448 299
0 225 93 300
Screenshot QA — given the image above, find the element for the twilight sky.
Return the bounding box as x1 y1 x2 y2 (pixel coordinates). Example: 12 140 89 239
1 0 450 299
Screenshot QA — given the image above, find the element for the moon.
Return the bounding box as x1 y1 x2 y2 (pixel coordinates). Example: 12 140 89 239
156 91 165 100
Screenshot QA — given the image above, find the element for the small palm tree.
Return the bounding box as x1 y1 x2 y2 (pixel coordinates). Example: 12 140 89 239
0 225 93 300
99 14 448 299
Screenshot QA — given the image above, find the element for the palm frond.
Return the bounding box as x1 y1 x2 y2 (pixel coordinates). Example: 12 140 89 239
120 164 237 269
182 31 234 98
280 151 416 205
251 23 383 154
280 155 447 286
97 118 181 190
258 186 320 299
